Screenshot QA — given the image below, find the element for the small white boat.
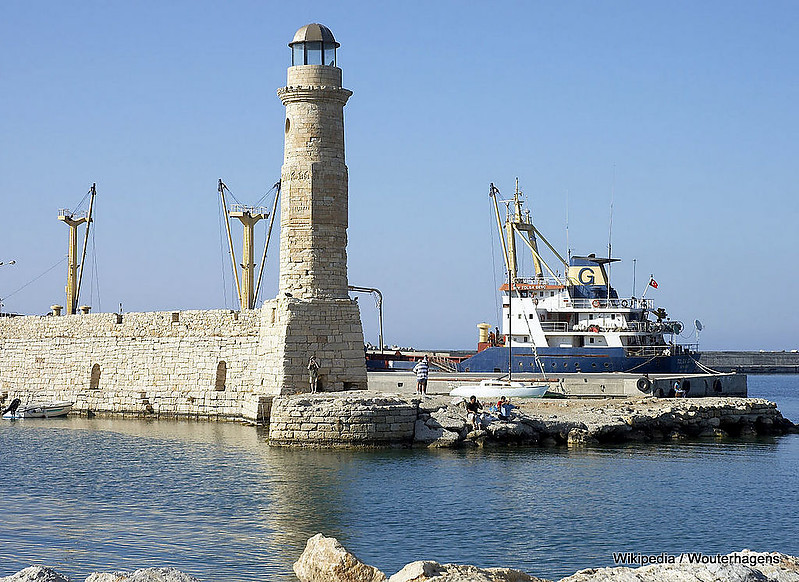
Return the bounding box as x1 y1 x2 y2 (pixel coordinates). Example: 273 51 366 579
2 399 73 419
450 379 548 399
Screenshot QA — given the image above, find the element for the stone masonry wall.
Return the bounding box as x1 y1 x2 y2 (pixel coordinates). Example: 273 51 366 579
0 308 273 422
0 298 368 421
269 393 417 446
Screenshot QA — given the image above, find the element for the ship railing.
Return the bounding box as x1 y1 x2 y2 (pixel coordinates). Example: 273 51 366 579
515 276 561 286
230 203 270 216
540 322 568 332
625 321 649 332
57 208 88 220
624 343 699 357
568 297 654 310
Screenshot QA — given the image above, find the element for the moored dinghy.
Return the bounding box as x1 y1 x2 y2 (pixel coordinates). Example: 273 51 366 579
2 399 73 419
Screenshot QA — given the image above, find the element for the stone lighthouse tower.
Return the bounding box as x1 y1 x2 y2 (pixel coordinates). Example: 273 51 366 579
268 23 366 393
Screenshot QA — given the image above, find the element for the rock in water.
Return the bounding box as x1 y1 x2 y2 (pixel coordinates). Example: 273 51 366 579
85 568 200 581
0 567 69 582
559 550 799 581
294 533 387 582
388 560 546 581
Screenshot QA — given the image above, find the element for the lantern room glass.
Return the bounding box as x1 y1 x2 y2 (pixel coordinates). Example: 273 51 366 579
324 45 336 66
305 41 323 65
292 44 304 66
291 41 337 66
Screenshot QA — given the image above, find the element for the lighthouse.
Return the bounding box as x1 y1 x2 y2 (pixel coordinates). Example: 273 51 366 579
269 24 366 394
278 23 351 299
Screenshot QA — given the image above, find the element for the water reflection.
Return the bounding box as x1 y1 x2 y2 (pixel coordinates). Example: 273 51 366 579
0 376 797 581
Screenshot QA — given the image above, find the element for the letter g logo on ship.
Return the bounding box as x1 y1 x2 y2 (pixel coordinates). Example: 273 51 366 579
578 268 595 285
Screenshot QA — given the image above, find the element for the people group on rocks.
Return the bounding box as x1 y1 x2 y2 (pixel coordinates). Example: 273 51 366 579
465 395 486 430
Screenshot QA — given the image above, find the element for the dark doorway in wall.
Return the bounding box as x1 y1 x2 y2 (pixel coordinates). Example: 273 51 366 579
90 364 101 390
215 361 227 391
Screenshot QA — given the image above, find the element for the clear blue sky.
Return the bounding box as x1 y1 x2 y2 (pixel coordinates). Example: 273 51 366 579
1 1 797 351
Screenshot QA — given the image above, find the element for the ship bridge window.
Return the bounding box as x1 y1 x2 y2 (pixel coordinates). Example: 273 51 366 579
550 291 555 297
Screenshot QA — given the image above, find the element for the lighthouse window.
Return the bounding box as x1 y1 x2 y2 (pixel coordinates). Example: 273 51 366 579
324 45 336 66
292 44 304 66
305 41 323 64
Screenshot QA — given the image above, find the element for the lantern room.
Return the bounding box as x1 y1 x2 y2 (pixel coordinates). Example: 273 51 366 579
289 23 339 67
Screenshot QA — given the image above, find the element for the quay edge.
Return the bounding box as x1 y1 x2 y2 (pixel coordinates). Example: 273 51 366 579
367 370 747 399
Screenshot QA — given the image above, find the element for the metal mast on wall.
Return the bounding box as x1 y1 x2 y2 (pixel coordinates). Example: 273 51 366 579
57 183 96 315
218 179 279 310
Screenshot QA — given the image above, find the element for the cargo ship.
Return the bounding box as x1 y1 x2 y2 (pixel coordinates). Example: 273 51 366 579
457 181 700 375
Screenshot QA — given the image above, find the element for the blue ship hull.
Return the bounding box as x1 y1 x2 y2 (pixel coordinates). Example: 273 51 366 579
457 346 700 375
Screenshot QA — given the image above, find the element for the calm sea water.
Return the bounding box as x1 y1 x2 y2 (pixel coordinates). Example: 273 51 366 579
1 375 797 581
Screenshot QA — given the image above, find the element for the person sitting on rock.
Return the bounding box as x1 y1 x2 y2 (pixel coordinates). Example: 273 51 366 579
497 396 516 420
465 395 484 430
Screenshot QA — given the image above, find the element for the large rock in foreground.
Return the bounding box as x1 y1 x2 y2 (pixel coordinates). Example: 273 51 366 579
560 550 799 581
84 568 200 581
293 533 387 582
0 567 69 582
0 567 199 582
388 560 545 581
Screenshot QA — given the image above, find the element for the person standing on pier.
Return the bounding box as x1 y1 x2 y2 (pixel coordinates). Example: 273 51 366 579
308 356 320 393
414 355 429 396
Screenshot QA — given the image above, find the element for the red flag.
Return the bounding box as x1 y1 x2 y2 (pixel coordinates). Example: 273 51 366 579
649 277 658 289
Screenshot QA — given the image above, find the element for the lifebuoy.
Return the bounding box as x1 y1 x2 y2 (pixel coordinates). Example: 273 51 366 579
592 299 600 308
621 299 629 308
636 377 652 393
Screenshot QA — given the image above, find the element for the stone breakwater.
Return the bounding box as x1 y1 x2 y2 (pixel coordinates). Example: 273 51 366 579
267 393 797 447
293 534 799 582
7 537 798 582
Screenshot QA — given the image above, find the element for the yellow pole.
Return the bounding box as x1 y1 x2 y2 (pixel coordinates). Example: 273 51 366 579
489 184 512 275
230 208 266 309
58 211 87 315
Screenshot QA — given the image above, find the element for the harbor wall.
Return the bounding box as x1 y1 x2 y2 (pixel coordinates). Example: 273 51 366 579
702 351 799 373
268 393 796 448
366 371 748 398
0 298 367 422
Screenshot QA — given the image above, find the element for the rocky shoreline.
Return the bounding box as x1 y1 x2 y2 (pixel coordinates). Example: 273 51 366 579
293 534 799 582
267 393 797 448
6 534 799 582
